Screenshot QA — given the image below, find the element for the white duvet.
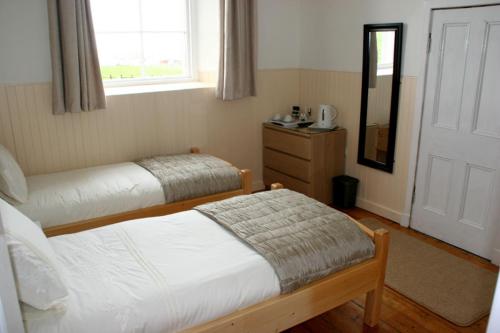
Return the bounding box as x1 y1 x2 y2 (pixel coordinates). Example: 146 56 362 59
17 163 165 228
22 211 280 333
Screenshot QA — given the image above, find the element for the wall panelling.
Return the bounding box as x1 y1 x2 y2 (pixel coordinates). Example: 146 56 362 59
0 70 300 192
299 69 417 221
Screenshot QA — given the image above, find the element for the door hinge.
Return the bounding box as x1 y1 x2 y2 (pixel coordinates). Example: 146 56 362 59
427 33 432 54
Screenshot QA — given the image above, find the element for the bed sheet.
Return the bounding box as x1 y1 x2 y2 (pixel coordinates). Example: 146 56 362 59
17 163 165 228
22 210 280 333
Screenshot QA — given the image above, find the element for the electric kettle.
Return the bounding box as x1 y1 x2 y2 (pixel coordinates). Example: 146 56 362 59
316 104 337 129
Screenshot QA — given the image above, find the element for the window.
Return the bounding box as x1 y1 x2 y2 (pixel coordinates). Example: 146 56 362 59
376 31 395 76
90 0 192 85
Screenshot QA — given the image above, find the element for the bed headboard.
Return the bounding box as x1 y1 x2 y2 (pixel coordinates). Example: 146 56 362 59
0 210 25 333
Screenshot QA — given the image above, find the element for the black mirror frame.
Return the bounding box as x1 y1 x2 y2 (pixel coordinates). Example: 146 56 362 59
357 23 403 173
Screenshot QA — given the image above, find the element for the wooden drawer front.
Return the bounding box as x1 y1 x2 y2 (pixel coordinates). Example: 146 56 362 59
263 148 311 182
377 126 389 152
263 128 311 160
263 167 311 195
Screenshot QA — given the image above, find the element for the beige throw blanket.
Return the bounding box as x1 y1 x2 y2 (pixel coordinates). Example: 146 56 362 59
137 154 241 203
195 189 375 293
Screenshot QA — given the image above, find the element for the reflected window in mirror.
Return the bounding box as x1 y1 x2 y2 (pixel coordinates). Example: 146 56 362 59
358 23 403 173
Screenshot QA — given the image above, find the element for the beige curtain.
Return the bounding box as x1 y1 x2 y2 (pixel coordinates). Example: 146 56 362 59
216 0 256 101
368 31 378 89
47 0 106 114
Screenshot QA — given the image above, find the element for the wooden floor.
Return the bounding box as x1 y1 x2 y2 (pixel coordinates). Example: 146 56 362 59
285 207 498 333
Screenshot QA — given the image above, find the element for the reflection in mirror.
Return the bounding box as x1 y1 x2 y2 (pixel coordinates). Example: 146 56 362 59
358 24 403 173
365 30 394 164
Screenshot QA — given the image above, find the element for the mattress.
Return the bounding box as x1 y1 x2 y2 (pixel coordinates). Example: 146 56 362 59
16 163 165 229
22 211 280 333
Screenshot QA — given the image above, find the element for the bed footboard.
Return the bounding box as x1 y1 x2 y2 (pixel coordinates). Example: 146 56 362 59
191 147 252 195
364 228 389 327
239 169 252 194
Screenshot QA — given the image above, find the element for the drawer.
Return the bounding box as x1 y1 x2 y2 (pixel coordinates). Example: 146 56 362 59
263 127 311 160
263 167 311 196
263 148 311 182
377 126 389 152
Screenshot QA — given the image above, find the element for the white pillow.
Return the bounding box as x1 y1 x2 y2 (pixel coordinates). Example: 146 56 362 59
0 190 18 205
0 145 28 203
0 197 68 310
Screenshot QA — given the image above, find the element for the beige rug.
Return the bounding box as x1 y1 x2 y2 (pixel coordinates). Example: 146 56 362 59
360 218 498 326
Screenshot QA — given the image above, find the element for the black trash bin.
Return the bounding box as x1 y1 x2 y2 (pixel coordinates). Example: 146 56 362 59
332 175 359 208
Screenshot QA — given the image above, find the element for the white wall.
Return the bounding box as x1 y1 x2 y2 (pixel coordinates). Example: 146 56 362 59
0 0 302 84
3 0 424 81
257 0 301 69
0 0 52 84
299 0 424 76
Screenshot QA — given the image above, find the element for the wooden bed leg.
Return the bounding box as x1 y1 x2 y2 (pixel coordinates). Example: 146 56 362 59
240 169 253 194
271 183 284 190
190 147 200 154
364 229 389 327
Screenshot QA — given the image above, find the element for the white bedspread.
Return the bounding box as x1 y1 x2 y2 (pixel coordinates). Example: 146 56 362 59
22 211 280 333
16 163 165 228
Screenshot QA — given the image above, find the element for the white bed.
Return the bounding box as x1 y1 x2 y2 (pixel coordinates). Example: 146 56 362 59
16 163 165 229
0 145 251 235
0 186 389 333
21 210 280 333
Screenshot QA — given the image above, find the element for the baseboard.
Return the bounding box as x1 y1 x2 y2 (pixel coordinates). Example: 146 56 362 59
399 213 411 228
252 180 265 192
356 197 405 224
491 249 500 266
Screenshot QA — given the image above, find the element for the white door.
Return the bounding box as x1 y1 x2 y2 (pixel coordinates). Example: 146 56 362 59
412 5 500 259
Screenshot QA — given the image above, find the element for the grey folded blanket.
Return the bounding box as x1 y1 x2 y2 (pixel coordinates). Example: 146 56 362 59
136 154 241 203
195 189 375 293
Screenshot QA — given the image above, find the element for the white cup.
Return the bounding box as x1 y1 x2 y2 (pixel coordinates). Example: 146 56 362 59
283 115 293 122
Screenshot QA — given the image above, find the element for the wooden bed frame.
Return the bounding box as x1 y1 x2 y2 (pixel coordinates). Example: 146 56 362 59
183 183 390 333
43 147 253 237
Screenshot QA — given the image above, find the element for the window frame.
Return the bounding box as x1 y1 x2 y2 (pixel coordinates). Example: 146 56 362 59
94 0 197 88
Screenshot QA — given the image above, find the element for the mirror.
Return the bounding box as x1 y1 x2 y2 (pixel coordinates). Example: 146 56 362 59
358 23 403 173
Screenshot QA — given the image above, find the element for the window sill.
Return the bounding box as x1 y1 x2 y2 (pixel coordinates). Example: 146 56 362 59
105 81 216 96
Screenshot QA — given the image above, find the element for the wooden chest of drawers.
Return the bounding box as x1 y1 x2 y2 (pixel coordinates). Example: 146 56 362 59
262 123 346 204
